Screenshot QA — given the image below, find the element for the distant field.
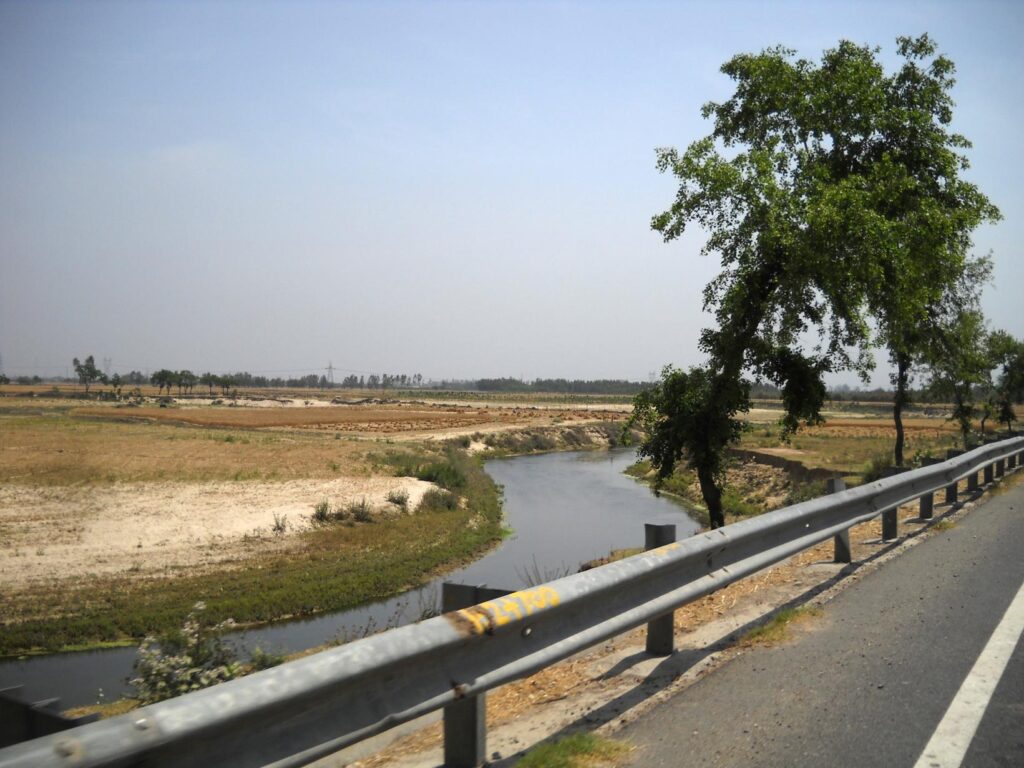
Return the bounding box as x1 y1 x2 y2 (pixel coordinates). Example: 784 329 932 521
742 417 961 476
74 404 498 432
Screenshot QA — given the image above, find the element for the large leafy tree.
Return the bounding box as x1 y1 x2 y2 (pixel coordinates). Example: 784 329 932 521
634 36 987 528
865 36 1000 464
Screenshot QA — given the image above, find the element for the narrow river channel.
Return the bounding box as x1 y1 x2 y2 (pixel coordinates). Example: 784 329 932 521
0 448 701 708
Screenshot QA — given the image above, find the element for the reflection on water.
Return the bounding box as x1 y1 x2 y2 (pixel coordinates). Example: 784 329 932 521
0 448 700 707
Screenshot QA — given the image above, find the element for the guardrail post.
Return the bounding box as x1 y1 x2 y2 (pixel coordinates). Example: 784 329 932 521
919 458 941 520
967 466 979 492
1009 451 1018 469
880 467 901 541
826 478 851 563
996 457 1006 477
645 523 677 655
442 583 510 768
945 450 963 503
984 460 994 485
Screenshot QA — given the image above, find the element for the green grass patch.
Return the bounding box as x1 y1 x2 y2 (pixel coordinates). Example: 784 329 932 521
740 606 823 647
517 732 631 768
379 445 468 490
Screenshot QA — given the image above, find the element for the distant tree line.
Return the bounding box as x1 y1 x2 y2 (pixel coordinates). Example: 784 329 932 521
475 377 652 395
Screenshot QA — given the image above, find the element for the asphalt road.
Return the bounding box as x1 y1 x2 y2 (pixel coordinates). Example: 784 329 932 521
619 476 1024 768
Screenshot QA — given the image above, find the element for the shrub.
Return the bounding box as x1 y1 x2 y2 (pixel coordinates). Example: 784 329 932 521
785 481 827 506
722 488 760 518
861 453 891 483
272 513 288 534
248 646 286 671
346 498 374 523
386 488 410 510
419 488 459 512
382 447 468 490
312 499 331 524
528 433 557 451
130 603 240 704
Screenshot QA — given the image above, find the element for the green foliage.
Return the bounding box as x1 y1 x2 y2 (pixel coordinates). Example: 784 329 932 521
630 366 747 528
248 646 286 671
987 329 1024 431
130 602 240 704
383 447 467 490
720 487 760 518
784 480 827 506
418 488 459 512
861 454 893 484
638 36 997 524
924 308 991 448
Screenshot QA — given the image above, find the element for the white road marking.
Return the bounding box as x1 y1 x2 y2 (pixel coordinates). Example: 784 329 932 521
914 579 1024 768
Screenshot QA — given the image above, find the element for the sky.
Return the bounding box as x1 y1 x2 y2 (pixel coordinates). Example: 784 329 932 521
1 0 1022 386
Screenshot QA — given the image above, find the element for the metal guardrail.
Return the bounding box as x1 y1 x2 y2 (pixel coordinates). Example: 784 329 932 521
2 436 1022 768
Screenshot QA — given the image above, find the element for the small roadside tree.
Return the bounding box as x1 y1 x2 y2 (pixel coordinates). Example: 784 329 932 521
924 308 991 448
986 330 1024 433
73 355 104 393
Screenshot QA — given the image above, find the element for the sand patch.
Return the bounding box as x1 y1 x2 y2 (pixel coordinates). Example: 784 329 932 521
0 476 434 588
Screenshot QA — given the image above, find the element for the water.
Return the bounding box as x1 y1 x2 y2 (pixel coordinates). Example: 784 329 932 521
0 449 700 707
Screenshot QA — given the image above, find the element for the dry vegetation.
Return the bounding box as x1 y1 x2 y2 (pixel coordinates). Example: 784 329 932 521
741 416 962 476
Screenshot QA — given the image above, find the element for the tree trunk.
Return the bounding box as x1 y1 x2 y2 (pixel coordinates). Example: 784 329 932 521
696 463 726 529
893 353 910 466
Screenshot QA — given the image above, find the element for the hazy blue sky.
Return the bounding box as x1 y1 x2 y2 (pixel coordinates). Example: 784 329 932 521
2 0 1021 385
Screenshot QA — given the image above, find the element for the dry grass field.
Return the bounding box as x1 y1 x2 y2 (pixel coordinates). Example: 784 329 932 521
742 416 962 476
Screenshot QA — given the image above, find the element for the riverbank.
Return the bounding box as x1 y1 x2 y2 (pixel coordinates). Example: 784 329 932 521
0 391 638 657
1 444 503 657
623 418 962 527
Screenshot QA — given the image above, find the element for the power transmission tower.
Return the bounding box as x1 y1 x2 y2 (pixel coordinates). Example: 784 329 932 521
326 361 334 386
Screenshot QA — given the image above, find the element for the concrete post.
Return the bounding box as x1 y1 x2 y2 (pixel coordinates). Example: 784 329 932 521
945 450 963 504
880 467 901 541
967 469 979 492
645 523 677 655
827 478 851 563
919 457 942 520
442 583 510 768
